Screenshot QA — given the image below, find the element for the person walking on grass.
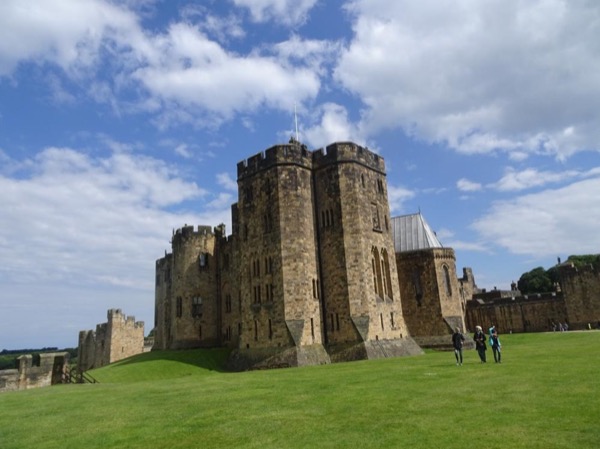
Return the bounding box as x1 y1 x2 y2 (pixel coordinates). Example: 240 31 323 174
490 326 502 363
452 327 465 365
473 325 487 363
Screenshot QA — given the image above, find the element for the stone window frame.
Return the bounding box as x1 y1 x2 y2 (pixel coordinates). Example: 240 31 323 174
263 211 274 234
381 249 393 300
312 278 320 299
225 293 232 313
412 269 423 306
192 296 203 317
176 296 183 318
371 203 382 232
198 252 209 269
443 264 453 296
264 283 273 302
264 256 273 274
321 208 335 228
371 246 384 298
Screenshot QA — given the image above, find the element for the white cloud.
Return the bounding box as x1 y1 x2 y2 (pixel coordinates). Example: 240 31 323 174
0 147 210 286
0 2 323 128
200 13 245 42
303 103 365 149
491 167 580 192
174 144 193 159
217 172 238 191
0 144 237 346
0 0 142 77
132 22 321 124
435 228 488 252
387 184 415 215
337 0 600 159
457 178 483 192
232 0 318 26
274 35 342 76
472 175 600 257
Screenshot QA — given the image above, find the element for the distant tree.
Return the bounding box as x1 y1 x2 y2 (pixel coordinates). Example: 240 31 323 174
547 266 560 285
0 355 18 370
518 267 553 294
565 254 600 268
517 254 600 295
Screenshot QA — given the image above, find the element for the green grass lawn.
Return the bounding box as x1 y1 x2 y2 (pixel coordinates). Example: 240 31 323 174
1 332 598 449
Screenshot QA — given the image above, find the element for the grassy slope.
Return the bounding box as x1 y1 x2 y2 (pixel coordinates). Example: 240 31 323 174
0 332 598 449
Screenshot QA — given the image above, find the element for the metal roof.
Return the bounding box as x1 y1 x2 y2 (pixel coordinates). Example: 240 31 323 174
391 213 443 252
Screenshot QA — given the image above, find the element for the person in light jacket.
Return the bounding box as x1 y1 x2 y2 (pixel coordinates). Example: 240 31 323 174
473 325 487 363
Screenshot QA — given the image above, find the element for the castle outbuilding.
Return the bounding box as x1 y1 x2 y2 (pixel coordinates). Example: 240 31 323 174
391 213 474 347
465 259 600 333
153 140 473 369
77 309 145 371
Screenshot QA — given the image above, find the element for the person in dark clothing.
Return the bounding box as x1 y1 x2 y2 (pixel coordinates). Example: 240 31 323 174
473 325 487 363
452 327 465 365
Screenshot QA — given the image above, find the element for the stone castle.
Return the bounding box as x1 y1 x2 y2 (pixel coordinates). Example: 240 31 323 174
72 140 599 374
153 140 475 370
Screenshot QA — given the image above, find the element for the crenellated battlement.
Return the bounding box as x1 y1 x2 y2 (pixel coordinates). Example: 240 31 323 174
107 308 123 319
106 309 144 328
237 141 312 179
312 141 385 174
171 224 214 246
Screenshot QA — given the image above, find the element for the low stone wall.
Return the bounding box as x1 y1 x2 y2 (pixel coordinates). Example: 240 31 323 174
0 352 69 393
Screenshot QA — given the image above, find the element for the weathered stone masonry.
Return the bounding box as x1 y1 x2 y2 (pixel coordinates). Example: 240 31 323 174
0 352 69 393
77 309 144 371
154 141 425 370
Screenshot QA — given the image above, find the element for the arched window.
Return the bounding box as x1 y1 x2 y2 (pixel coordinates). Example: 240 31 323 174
382 249 393 300
412 269 423 306
443 265 452 296
371 247 384 298
176 297 182 317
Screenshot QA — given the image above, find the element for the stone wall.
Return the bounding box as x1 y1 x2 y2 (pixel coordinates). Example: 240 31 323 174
465 293 567 334
395 248 467 347
465 260 600 334
558 262 600 329
77 309 144 371
0 353 69 393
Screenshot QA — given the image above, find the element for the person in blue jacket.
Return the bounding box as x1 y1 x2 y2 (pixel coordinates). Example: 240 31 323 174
489 325 502 363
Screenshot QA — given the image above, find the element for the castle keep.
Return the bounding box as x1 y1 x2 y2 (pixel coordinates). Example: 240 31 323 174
151 140 599 371
154 141 444 369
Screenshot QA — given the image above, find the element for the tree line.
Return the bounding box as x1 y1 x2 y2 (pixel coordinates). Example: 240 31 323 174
518 254 600 294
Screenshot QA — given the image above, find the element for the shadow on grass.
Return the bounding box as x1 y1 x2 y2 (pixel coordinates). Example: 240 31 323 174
105 348 231 373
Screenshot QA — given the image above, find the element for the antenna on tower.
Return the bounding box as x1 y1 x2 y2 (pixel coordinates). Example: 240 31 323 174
294 102 299 142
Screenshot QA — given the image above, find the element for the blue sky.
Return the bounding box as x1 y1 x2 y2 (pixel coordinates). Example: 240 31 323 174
1 0 599 350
